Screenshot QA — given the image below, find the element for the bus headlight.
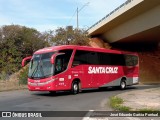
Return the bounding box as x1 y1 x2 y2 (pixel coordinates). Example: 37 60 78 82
46 79 55 84
28 82 31 85
28 78 56 86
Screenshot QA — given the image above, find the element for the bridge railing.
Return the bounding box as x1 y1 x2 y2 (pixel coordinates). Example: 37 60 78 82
87 0 133 31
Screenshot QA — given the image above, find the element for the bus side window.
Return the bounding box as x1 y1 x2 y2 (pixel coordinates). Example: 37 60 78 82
72 61 81 67
87 52 99 65
55 54 69 75
55 56 63 74
59 49 73 69
125 55 138 66
72 50 88 67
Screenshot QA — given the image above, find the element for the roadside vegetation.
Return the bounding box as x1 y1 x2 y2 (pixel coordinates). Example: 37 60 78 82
0 25 89 91
109 96 131 111
138 108 157 112
110 96 160 112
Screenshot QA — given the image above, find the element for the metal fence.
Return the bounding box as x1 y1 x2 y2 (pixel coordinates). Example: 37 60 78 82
87 0 133 31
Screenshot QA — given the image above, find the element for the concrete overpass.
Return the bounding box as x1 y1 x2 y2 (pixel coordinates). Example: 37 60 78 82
88 0 160 44
88 0 160 83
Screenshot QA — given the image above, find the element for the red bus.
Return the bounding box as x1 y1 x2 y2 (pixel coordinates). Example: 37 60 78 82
22 45 139 94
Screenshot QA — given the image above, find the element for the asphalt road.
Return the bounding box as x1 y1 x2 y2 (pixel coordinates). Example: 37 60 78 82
0 85 159 120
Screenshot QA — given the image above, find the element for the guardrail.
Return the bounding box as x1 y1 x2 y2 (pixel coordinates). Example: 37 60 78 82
87 0 133 31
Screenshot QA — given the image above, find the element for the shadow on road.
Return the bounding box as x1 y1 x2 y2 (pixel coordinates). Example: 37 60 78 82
31 84 160 97
32 86 138 97
32 84 160 97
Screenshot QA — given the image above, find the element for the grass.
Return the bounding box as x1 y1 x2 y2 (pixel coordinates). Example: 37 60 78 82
0 69 28 92
110 96 131 111
138 108 159 112
0 80 27 92
110 96 160 112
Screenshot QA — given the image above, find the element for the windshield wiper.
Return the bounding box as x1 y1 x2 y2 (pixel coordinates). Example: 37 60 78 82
31 61 45 79
31 61 40 78
40 61 45 77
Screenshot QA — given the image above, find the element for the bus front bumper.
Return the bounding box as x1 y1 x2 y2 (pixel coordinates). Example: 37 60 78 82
28 79 55 91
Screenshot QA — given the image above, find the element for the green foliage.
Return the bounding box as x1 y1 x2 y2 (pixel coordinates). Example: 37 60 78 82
50 27 89 46
0 71 8 81
110 96 123 107
138 108 158 112
0 25 89 83
110 96 131 111
18 67 29 85
0 25 49 77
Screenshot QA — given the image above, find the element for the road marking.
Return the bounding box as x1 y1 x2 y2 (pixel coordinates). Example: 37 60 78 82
82 110 109 120
127 117 141 120
82 110 94 120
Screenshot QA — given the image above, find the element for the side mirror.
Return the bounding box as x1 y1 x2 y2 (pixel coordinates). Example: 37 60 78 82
50 54 57 64
50 53 65 64
22 56 32 67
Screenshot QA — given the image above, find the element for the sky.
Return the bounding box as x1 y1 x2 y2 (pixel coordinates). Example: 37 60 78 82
0 0 127 32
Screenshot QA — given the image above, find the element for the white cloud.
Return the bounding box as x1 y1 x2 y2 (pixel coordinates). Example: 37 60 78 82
0 0 127 31
29 24 64 32
65 0 127 27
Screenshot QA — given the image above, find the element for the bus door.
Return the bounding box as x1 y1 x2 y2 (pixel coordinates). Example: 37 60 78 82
72 50 92 88
54 50 73 90
54 54 69 90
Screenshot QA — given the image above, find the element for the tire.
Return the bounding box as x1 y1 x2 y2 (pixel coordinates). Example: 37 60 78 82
49 91 56 95
120 80 126 90
71 82 79 94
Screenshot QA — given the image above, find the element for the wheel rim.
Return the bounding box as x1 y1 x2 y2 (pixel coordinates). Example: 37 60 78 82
73 83 78 93
121 81 126 89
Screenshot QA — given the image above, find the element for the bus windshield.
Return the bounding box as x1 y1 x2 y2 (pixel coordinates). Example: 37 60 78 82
28 52 54 79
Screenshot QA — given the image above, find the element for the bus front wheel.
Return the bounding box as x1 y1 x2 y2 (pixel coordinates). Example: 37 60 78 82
120 80 126 90
71 82 79 94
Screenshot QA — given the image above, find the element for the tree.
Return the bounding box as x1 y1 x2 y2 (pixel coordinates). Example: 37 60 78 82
50 27 89 46
0 25 89 80
0 25 49 79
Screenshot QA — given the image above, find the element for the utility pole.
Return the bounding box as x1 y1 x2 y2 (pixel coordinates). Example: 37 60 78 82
76 2 89 30
77 7 79 29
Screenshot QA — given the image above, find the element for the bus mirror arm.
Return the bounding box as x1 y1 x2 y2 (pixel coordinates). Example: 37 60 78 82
50 53 65 64
22 56 32 67
50 54 57 64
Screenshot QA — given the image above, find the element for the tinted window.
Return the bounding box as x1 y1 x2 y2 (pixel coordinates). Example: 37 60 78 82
73 50 138 66
110 54 125 66
98 52 111 65
55 49 73 75
125 55 138 66
73 50 99 66
87 52 99 64
98 52 125 66
55 50 73 75
59 49 73 69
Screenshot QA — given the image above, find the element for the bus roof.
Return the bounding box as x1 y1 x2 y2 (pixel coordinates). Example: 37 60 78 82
34 45 137 55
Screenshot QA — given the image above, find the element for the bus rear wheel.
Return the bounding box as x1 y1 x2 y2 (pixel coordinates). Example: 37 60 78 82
120 80 126 90
71 82 79 94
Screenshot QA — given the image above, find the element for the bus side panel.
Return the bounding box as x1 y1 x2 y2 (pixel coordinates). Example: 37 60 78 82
88 65 110 88
53 71 71 91
76 65 92 89
124 66 139 85
98 66 124 87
